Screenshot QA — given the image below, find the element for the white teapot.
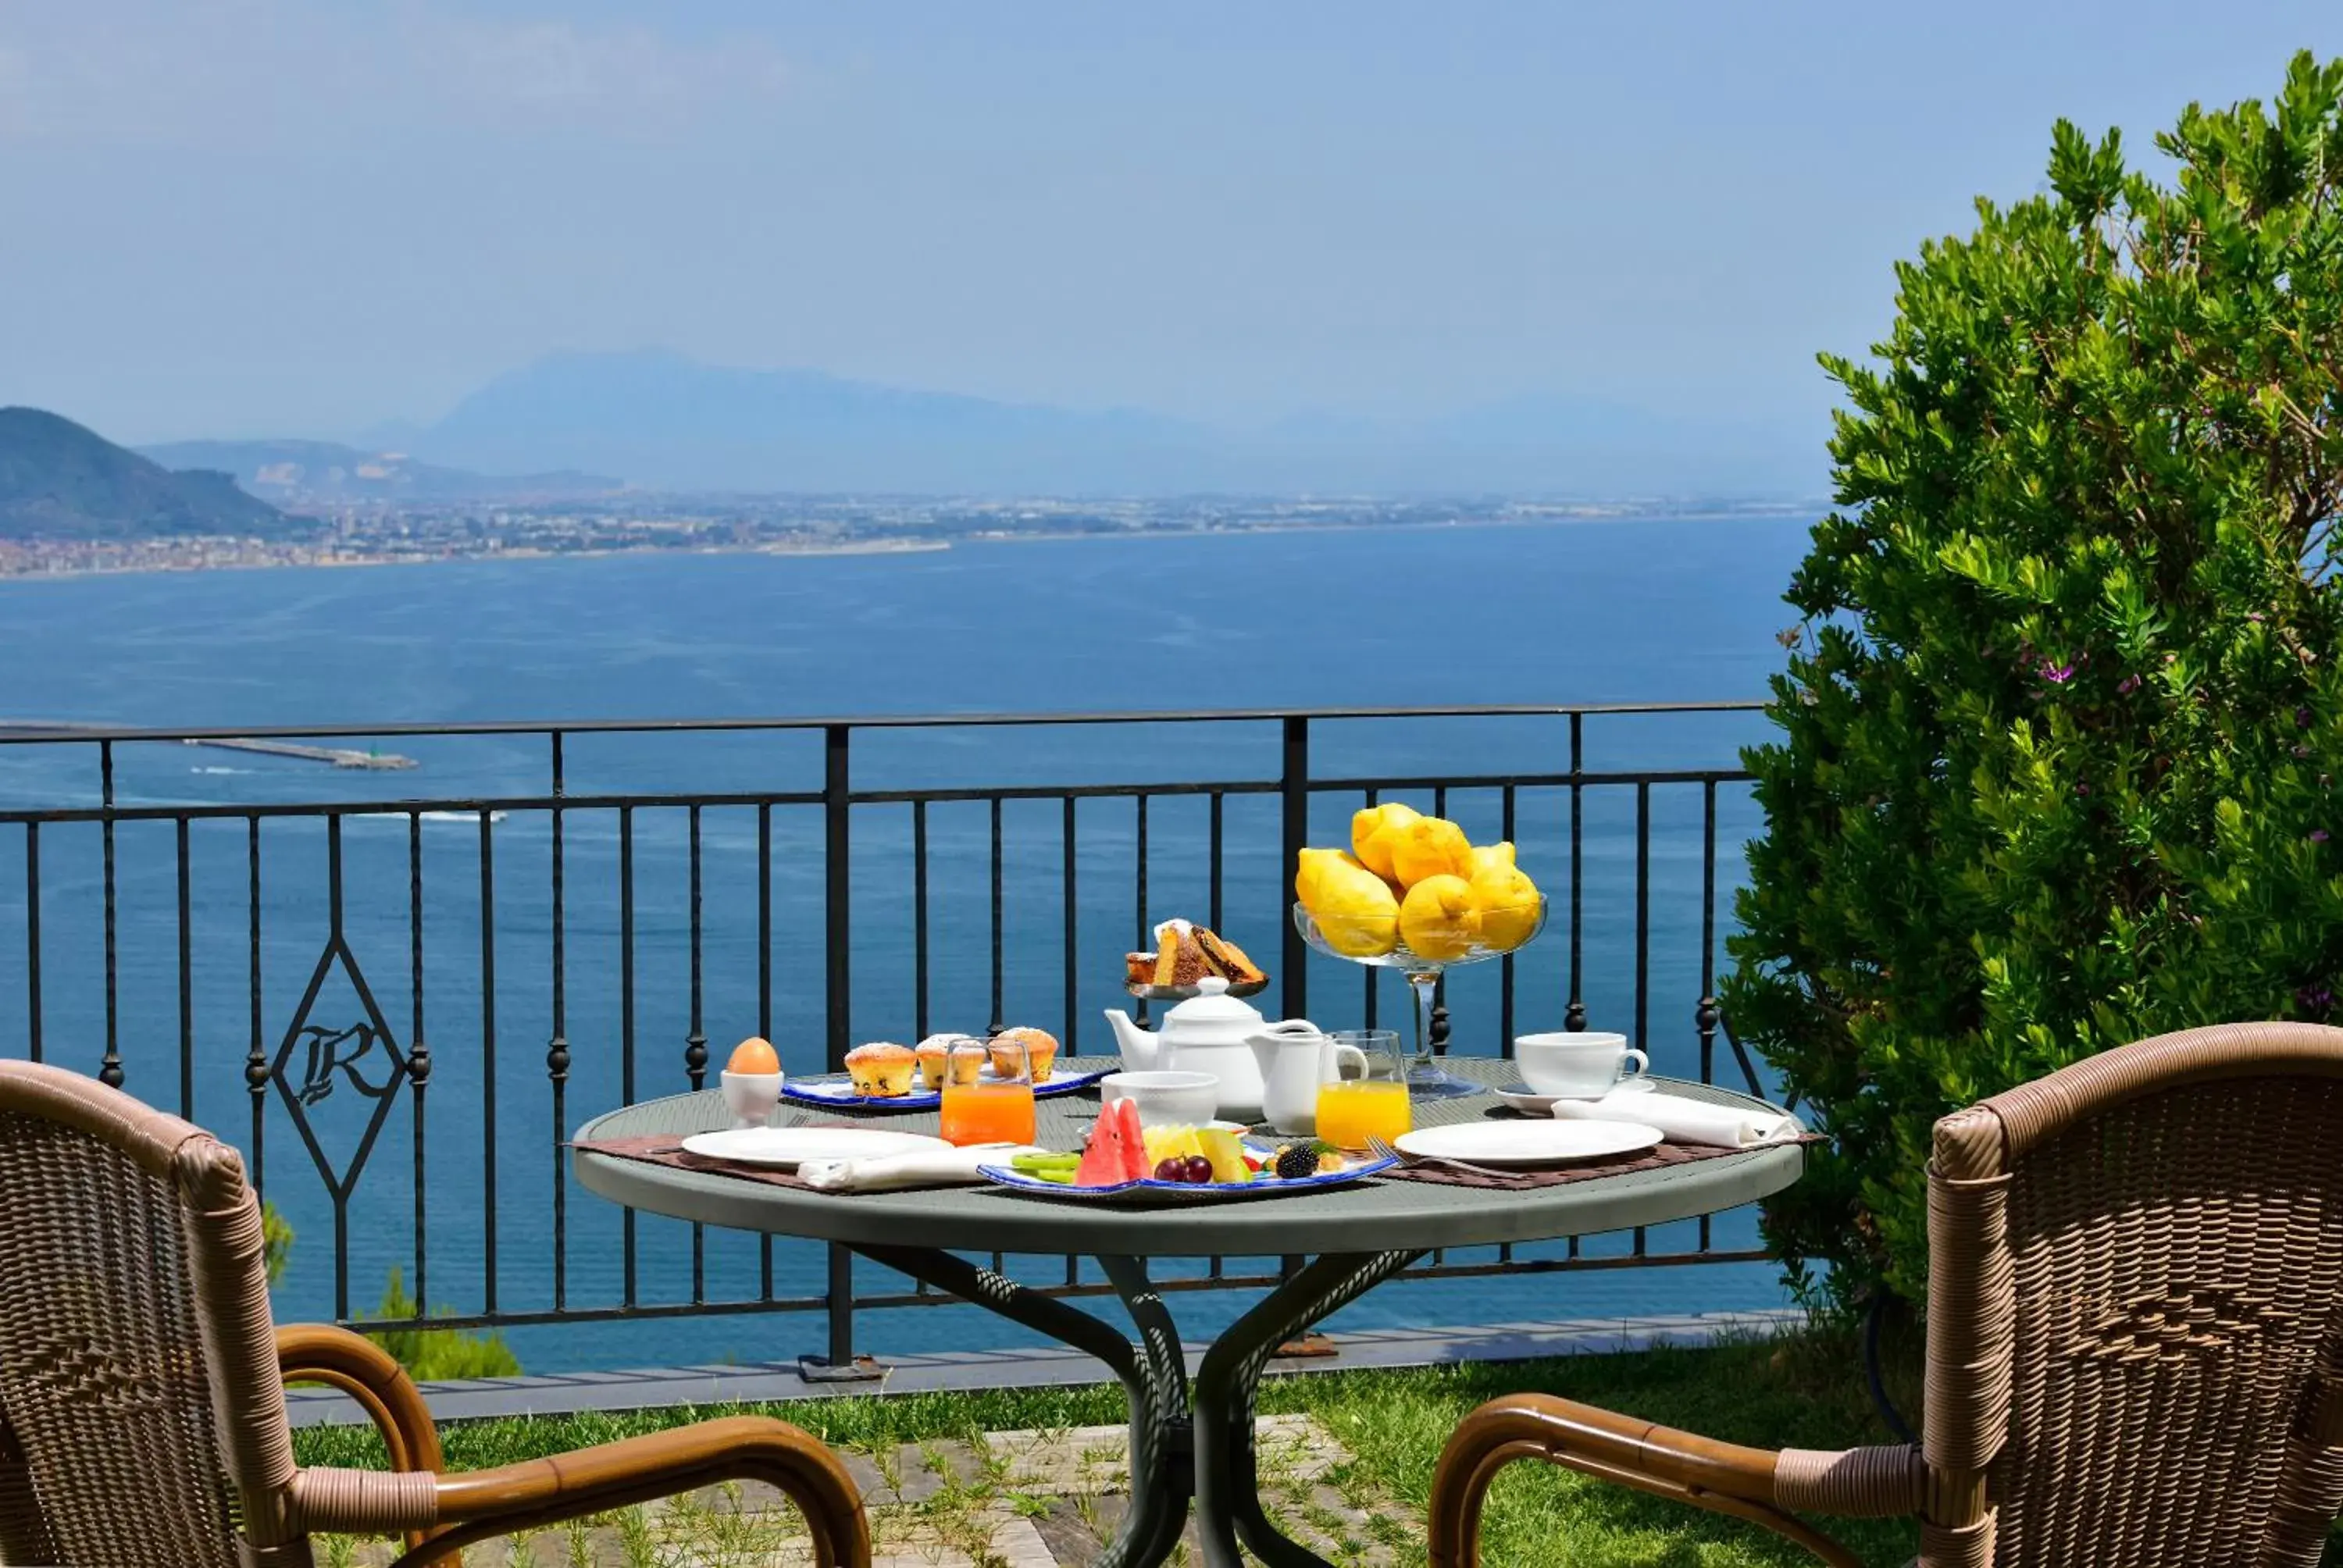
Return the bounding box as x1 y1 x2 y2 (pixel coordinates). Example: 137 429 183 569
1104 976 1312 1121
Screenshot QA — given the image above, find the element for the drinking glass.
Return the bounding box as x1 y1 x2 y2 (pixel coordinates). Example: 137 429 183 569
1314 1035 1410 1153
940 1034 1036 1146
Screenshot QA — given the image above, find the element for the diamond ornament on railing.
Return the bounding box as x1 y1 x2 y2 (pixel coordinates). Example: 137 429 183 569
270 934 408 1200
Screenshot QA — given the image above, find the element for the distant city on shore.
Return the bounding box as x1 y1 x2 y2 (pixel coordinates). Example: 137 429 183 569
0 490 1816 580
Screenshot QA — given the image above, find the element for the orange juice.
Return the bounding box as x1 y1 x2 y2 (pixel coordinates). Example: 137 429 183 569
1315 1080 1410 1151
940 1080 1036 1147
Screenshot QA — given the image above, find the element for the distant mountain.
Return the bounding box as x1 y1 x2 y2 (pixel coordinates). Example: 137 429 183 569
138 438 623 504
0 408 298 540
414 350 1214 494
404 349 1821 497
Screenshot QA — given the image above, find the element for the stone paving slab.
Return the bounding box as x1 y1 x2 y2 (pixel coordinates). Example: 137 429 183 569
331 1412 1389 1566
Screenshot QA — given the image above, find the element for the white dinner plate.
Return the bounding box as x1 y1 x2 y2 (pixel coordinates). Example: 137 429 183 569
1393 1119 1662 1168
679 1127 950 1169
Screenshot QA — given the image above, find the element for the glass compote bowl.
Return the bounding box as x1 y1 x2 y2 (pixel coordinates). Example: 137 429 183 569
1293 896 1549 1098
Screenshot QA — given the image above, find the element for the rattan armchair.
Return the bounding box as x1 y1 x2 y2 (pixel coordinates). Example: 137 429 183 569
1428 1020 2343 1567
0 1059 869 1567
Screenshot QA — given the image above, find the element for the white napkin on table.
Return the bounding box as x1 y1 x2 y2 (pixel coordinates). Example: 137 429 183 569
797 1142 1045 1192
1546 1087 1801 1148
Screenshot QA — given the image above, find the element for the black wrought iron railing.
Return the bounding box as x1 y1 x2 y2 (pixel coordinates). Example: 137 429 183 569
0 703 1774 1370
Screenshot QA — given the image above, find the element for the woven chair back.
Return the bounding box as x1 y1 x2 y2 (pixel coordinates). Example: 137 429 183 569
0 1060 301 1566
1924 1021 2343 1567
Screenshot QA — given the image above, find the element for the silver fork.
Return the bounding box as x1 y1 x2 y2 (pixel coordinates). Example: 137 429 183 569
1364 1134 1517 1180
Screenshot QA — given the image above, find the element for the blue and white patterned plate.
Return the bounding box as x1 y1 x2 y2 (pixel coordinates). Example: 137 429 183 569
975 1151 1396 1205
779 1066 1111 1112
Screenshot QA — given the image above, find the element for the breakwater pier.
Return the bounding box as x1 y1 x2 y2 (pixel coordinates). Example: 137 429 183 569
0 721 416 769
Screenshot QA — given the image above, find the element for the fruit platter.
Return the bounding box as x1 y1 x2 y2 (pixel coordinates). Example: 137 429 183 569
1123 917 1270 1000
978 1098 1395 1205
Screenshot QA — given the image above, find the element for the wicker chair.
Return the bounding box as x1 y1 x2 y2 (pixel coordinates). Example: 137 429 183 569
1428 1020 2343 1567
0 1059 869 1567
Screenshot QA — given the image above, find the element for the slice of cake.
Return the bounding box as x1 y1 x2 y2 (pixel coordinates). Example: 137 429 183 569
1194 926 1267 987
1124 951 1157 988
1149 919 1211 988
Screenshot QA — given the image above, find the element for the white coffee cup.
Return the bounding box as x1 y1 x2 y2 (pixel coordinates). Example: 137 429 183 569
1100 1071 1221 1128
1514 1032 1649 1099
720 1070 784 1128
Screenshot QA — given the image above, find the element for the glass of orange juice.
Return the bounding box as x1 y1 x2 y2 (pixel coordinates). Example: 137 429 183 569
1314 1032 1410 1153
940 1035 1036 1147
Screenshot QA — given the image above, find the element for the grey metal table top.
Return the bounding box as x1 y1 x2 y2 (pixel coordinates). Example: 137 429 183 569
573 1058 1804 1256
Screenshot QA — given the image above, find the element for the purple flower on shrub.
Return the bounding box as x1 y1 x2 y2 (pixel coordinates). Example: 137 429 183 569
2116 674 2142 695
2074 782 2091 796
2248 611 2268 623
2313 829 2332 844
2299 983 2334 1017
2040 660 2076 685
2299 707 2316 729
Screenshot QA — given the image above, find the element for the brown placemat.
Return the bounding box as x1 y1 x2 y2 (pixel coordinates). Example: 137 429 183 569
572 1134 828 1191
1376 1132 1822 1191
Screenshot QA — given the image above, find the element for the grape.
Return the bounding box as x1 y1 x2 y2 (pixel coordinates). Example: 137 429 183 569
1183 1155 1214 1185
1154 1157 1186 1182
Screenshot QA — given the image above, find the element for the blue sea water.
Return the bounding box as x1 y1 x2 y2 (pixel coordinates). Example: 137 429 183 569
0 516 1817 1371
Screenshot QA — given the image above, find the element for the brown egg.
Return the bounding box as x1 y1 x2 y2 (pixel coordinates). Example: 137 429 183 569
727 1036 780 1074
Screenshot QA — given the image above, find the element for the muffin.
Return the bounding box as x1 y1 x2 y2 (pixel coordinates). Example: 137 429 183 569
989 1026 1061 1082
843 1042 916 1097
915 1033 986 1090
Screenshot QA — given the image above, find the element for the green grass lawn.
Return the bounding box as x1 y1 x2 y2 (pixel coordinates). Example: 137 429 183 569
295 1329 1940 1565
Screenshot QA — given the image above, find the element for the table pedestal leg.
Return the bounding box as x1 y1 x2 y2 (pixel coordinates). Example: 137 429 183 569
852 1245 1424 1568
1190 1249 1428 1568
851 1245 1192 1568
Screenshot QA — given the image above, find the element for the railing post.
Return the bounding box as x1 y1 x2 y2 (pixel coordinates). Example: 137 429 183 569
826 724 852 1074
813 723 877 1380
1279 715 1308 1021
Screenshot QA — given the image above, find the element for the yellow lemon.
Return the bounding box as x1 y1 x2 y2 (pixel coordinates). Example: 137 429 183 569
1295 846 1367 908
1397 874 1482 960
1467 861 1543 951
1351 802 1421 882
1468 841 1517 876
1302 854 1401 957
1387 816 1474 888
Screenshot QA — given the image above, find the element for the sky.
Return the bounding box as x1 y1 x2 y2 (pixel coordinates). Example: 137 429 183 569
2 1 2338 447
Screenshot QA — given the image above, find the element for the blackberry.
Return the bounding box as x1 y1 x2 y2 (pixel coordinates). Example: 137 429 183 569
1273 1144 1320 1181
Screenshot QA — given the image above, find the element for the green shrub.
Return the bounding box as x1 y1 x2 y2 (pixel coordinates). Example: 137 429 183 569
368 1267 522 1382
260 1200 294 1286
1728 52 2343 1311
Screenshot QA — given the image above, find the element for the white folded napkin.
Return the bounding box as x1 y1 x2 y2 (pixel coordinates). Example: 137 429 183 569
1546 1087 1801 1148
797 1142 1045 1192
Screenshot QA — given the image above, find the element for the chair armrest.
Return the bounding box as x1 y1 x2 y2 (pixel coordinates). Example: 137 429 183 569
276 1324 444 1476
1428 1393 1907 1568
277 1323 444 1552
388 1415 868 1568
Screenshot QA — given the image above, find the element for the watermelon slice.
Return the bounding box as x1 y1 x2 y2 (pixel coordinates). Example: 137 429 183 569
1073 1107 1123 1185
1114 1097 1149 1183
1075 1102 1140 1187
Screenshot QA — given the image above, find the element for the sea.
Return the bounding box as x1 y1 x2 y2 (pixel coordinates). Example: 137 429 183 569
0 515 1818 1372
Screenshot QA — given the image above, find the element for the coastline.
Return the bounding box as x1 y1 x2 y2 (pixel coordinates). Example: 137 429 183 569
0 508 1813 586
0 535 955 585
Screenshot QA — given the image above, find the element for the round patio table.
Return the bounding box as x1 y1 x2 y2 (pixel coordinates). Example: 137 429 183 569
573 1057 1803 1568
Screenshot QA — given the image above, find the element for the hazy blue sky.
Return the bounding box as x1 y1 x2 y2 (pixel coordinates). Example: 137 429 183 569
2 2 2337 445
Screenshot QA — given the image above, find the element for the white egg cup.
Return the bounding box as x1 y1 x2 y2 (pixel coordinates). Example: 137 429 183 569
720 1070 784 1128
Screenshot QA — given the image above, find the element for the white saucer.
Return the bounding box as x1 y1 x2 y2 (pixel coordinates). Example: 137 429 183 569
1394 1118 1662 1169
1494 1078 1658 1116
679 1127 949 1170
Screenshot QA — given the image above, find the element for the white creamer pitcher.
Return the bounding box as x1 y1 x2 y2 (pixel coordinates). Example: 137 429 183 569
1246 1024 1368 1135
